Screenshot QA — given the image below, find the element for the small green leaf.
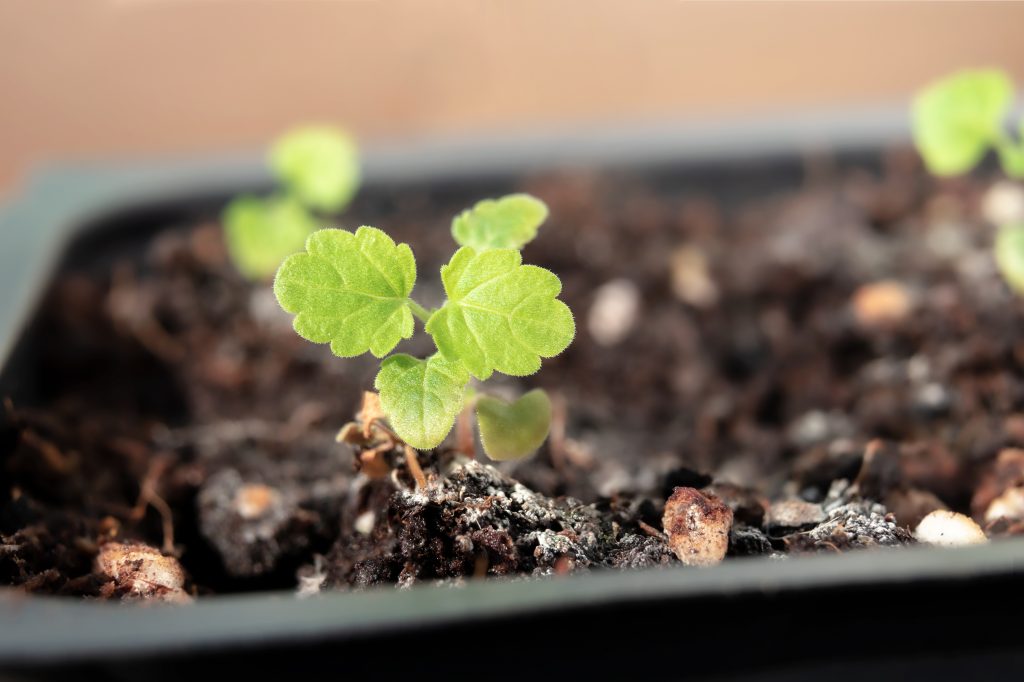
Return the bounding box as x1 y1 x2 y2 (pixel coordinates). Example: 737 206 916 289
912 69 1013 176
451 194 549 251
270 126 360 213
476 389 552 461
223 195 319 281
274 226 416 358
995 223 1024 294
375 354 470 450
426 247 575 380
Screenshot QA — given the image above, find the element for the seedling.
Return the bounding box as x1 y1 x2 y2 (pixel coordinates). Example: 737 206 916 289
223 125 360 281
273 193 574 459
912 69 1024 292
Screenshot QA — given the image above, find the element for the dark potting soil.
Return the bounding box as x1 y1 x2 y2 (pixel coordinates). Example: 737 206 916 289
2 147 1023 600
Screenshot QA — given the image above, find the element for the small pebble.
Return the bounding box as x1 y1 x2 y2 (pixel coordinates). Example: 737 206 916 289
198 469 298 577
851 280 914 328
913 382 951 416
234 483 282 520
95 542 191 603
767 499 826 534
587 278 640 347
915 510 988 547
985 487 1024 524
354 510 376 535
788 410 853 447
670 246 719 308
971 448 1024 518
982 181 1024 226
662 487 733 567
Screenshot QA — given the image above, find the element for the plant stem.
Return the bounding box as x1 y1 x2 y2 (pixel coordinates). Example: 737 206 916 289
408 299 433 324
403 445 428 490
455 407 475 457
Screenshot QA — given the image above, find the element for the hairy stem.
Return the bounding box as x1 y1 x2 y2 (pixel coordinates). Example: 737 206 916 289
403 445 428 490
408 299 433 324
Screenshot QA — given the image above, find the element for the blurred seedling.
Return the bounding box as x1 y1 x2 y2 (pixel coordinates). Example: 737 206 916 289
223 126 360 281
912 69 1024 293
275 193 573 477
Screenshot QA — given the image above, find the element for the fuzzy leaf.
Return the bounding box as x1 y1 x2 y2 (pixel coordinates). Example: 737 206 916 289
223 195 319 281
270 126 360 213
451 194 549 251
476 389 552 461
996 223 1024 294
375 354 470 450
274 226 416 358
912 69 1013 176
426 247 574 380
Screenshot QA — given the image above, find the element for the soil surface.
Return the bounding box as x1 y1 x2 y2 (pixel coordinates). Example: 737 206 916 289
2 148 1023 599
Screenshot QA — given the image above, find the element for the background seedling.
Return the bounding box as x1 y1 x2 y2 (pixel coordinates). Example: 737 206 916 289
223 125 360 281
912 69 1024 293
274 193 574 460
451 194 548 251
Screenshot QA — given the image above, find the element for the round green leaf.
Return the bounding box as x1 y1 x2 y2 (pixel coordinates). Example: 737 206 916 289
425 247 575 380
270 126 360 213
223 195 319 281
476 389 552 461
912 69 1013 176
274 226 416 358
995 223 1024 294
375 354 470 450
451 194 549 251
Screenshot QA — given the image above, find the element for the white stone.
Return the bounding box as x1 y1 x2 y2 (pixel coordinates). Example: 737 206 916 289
985 487 1024 523
915 510 987 547
587 278 640 347
982 181 1024 226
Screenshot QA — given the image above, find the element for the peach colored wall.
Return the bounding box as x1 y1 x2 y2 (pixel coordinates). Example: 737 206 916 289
2 1 1024 189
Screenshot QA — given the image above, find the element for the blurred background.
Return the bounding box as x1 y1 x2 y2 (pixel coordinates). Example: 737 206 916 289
2 1 1024 192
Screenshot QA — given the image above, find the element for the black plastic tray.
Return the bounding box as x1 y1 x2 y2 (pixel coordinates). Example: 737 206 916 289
2 108 1022 680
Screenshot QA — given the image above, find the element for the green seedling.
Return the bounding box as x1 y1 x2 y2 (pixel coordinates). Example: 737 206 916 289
912 69 1024 292
274 194 574 458
223 125 360 281
452 194 548 250
270 126 361 213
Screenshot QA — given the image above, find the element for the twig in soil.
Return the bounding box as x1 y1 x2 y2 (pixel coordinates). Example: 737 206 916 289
130 454 177 555
545 393 593 470
548 392 568 471
638 520 668 540
19 429 75 474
